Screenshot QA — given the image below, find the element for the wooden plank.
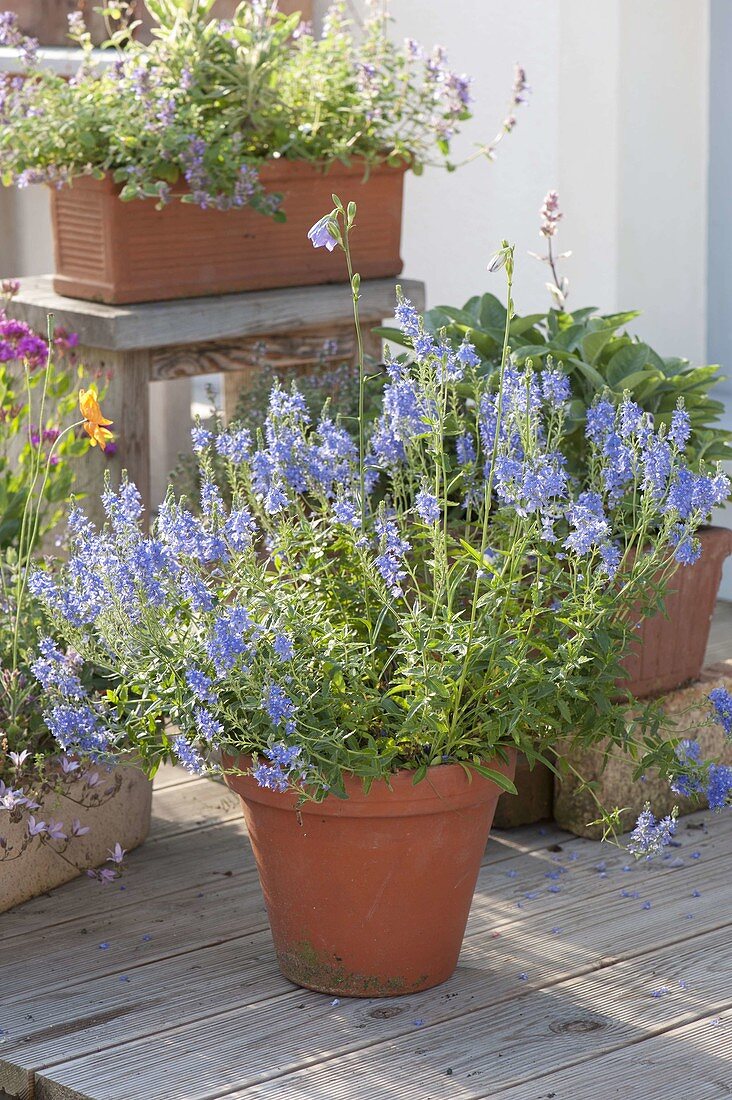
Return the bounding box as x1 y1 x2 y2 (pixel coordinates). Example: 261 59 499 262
4 812 728 1097
153 320 382 382
8 277 426 352
5 842 729 1084
1 817 252 943
151 763 201 790
29 915 732 1099
2 804 571 944
3 806 726 988
496 1015 732 1099
705 598 732 665
148 776 241 841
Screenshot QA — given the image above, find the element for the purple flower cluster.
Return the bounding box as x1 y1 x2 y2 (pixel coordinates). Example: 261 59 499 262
44 702 113 758
0 315 48 368
584 396 730 564
371 378 434 468
31 639 84 699
494 452 568 520
206 607 255 677
185 666 216 703
172 735 206 774
627 804 677 858
374 516 411 597
249 386 359 508
252 743 303 792
415 489 441 524
710 687 732 735
0 11 38 65
264 684 296 735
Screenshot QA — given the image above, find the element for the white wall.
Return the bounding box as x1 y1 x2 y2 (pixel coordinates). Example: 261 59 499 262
313 0 711 362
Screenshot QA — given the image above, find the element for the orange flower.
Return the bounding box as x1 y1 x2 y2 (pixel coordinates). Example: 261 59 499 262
79 385 114 451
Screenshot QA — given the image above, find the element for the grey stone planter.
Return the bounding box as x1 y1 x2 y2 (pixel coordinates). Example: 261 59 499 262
0 762 152 913
554 663 732 839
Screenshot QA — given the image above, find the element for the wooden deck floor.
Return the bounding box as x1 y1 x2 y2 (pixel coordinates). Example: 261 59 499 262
2 610 732 1100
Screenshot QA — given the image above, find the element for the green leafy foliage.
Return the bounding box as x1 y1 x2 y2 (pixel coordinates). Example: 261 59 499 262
377 296 732 472
0 2 501 213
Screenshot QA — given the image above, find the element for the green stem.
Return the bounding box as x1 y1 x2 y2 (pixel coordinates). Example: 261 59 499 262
341 231 366 528
449 246 514 736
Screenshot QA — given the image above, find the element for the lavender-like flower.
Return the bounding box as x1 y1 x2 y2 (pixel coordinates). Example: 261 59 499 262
264 684 297 735
709 687 732 736
627 804 677 858
172 735 206 774
540 191 562 238
273 634 294 661
415 489 441 524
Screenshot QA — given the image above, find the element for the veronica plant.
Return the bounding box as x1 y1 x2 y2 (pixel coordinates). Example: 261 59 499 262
0 1 527 213
27 205 732 855
378 191 732 478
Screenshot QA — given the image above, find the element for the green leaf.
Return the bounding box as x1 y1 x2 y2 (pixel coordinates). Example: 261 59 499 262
582 326 622 365
478 293 507 329
566 357 607 392
604 343 651 387
468 763 517 794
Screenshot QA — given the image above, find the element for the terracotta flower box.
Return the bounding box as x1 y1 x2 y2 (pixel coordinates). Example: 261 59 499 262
49 161 406 305
618 526 732 699
0 762 152 913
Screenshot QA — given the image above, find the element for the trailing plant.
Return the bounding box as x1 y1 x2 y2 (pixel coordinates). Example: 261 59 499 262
29 204 732 858
0 1 527 213
0 326 126 883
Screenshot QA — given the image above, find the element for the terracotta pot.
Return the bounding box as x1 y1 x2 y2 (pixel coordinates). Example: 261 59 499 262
223 748 516 997
49 161 406 305
618 526 732 699
493 752 553 828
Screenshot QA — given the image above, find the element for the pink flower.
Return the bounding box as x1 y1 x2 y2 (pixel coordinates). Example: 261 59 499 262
308 213 338 252
27 816 46 836
47 819 67 841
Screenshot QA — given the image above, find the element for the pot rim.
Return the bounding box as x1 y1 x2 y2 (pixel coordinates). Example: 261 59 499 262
51 159 409 197
221 748 516 819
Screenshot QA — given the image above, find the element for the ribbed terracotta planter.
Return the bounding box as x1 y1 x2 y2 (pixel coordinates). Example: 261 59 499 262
49 161 406 305
223 749 516 997
618 526 732 699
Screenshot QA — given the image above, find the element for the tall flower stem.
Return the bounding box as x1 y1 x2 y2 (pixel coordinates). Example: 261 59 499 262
339 209 366 528
449 243 514 739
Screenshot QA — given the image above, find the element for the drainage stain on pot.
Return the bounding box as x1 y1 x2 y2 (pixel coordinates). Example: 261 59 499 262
549 1018 605 1034
279 941 428 998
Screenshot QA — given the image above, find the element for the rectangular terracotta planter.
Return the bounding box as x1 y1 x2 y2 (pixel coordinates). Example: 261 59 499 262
49 161 406 304
0 762 152 912
617 526 732 699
